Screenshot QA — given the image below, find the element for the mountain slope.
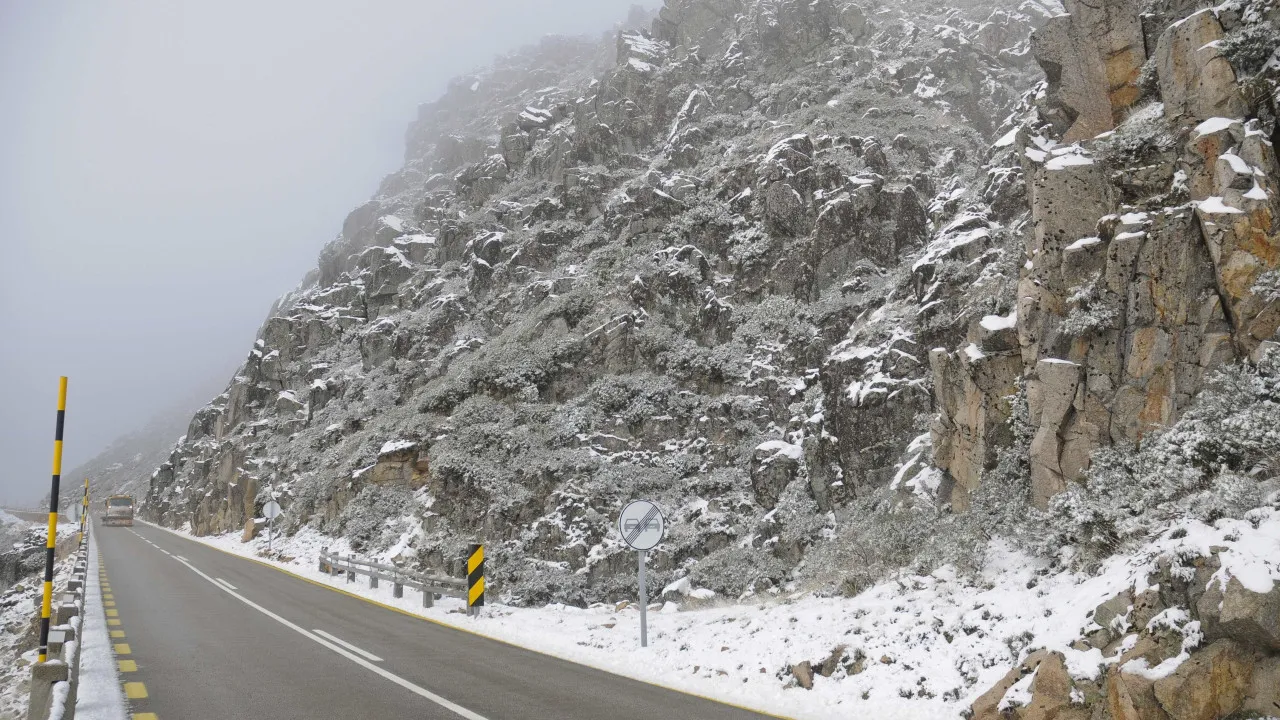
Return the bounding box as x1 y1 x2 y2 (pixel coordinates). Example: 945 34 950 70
103 0 1280 715
138 0 1057 600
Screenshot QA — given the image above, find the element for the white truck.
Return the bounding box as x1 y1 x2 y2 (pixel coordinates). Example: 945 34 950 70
103 495 134 526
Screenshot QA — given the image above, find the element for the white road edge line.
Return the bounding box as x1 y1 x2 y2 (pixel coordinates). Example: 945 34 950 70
312 629 383 662
215 578 238 591
172 557 489 720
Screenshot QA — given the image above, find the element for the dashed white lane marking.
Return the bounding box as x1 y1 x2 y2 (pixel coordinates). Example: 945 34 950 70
159 549 171 556
174 556 188 562
215 578 238 591
313 629 383 662
171 557 489 720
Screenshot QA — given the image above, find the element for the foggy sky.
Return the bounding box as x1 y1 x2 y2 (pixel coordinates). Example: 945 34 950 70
0 0 656 505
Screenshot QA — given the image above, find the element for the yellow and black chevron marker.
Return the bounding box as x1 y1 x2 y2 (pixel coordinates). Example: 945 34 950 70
38 376 68 663
467 544 484 615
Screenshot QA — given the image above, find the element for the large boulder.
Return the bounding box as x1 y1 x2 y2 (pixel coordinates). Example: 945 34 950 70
1154 10 1246 123
971 650 1054 720
366 441 429 489
1105 668 1169 720
1030 0 1146 141
929 340 1022 509
1198 576 1280 651
1152 640 1253 720
1242 655 1280 716
1023 652 1091 720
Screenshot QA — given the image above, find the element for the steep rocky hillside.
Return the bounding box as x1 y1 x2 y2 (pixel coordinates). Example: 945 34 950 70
138 0 1060 598
74 0 1280 714
131 0 1278 651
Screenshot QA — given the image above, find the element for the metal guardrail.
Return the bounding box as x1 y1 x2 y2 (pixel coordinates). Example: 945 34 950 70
27 534 89 720
317 549 468 608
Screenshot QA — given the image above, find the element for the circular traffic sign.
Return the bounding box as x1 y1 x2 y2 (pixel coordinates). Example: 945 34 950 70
262 500 282 520
618 500 665 551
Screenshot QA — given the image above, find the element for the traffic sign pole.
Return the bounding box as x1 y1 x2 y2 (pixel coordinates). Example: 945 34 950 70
618 499 664 649
638 549 648 647
262 499 282 555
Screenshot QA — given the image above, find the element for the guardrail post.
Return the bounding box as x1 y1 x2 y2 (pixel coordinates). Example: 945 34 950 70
312 550 473 609
319 548 329 574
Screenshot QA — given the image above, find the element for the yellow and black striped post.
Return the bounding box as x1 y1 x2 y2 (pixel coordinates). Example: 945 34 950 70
79 478 89 545
37 377 68 663
466 543 484 615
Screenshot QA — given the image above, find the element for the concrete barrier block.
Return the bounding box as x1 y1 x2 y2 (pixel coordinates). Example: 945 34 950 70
54 603 77 626
66 578 82 593
47 630 65 659
423 591 434 609
346 570 355 583
26 660 68 720
393 583 403 598
370 576 378 589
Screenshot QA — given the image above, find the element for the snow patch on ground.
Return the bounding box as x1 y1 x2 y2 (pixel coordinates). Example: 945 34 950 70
1196 196 1243 214
979 310 1017 332
378 439 417 455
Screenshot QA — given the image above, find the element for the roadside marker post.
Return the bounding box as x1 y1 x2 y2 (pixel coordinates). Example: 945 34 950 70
617 500 665 648
262 500 282 554
79 478 89 545
466 544 485 616
37 377 68 664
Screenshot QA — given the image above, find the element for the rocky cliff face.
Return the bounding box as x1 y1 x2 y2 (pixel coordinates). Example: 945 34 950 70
130 0 1279 622
931 0 1280 515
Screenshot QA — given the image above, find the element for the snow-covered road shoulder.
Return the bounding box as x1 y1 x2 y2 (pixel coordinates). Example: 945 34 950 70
74 531 127 720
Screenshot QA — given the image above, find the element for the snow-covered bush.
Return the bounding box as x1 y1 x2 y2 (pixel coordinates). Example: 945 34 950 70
1094 101 1175 167
1251 268 1280 303
1222 20 1280 75
1060 273 1117 337
330 485 415 552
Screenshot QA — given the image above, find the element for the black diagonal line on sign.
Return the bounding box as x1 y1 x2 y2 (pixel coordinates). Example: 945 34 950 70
625 505 661 545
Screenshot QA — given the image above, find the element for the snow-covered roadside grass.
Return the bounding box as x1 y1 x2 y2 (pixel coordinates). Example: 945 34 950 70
141 507 1280 720
73 531 126 720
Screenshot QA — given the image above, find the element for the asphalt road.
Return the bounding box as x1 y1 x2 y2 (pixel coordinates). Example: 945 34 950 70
94 521 779 720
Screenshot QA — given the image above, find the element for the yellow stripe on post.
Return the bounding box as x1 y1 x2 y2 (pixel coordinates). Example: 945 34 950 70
468 577 485 604
467 546 484 573
39 582 52 619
